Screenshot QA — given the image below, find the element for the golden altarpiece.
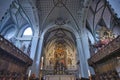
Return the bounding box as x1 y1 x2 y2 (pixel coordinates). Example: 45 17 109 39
40 40 77 80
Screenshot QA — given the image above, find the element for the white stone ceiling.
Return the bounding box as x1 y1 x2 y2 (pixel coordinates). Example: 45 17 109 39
0 0 13 19
0 0 120 24
36 0 83 32
107 0 120 18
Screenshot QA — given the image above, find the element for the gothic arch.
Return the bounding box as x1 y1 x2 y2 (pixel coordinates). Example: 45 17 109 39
1 24 17 36
41 24 79 39
40 26 78 75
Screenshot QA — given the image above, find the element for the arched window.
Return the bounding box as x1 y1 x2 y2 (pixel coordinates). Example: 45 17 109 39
21 27 33 56
23 27 33 36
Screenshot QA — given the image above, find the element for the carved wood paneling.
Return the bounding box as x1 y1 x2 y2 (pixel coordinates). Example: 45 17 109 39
0 35 33 79
0 35 32 66
88 35 120 66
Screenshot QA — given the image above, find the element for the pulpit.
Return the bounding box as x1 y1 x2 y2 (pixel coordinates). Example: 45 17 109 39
45 75 76 80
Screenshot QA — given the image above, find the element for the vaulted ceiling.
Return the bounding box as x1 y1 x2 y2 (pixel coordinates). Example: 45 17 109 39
0 0 120 20
107 0 120 18
44 28 76 48
0 0 13 19
0 0 120 31
35 0 84 32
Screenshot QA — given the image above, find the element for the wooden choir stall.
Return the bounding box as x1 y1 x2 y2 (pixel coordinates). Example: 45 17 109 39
0 35 33 80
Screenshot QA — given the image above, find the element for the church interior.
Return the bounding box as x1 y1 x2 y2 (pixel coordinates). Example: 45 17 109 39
0 0 120 80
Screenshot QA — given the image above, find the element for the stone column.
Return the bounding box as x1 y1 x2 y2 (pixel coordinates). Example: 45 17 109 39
28 35 39 77
30 36 39 60
81 29 93 76
31 36 44 77
76 37 89 79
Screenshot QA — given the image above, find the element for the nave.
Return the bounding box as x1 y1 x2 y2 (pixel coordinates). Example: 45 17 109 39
0 0 120 80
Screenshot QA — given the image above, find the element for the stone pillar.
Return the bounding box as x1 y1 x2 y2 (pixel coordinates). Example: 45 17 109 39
27 29 40 77
81 28 94 76
27 35 39 77
76 37 89 79
81 30 90 59
30 36 39 60
30 36 44 77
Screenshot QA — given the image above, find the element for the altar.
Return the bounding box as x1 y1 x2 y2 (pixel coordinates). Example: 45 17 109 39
45 75 76 80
